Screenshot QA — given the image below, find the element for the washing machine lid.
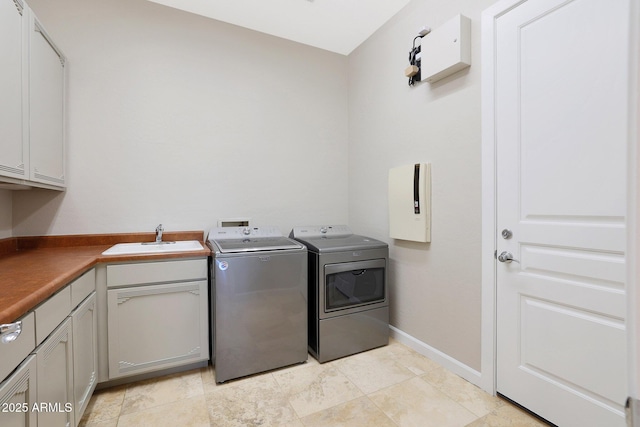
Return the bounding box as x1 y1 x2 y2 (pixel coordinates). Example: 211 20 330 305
212 236 304 253
208 226 305 253
290 225 387 253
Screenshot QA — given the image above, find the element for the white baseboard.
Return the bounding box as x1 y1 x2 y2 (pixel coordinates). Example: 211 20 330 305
627 397 640 427
389 325 484 389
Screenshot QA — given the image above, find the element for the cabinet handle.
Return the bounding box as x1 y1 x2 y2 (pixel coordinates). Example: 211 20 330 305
0 321 22 344
34 21 66 66
13 0 24 15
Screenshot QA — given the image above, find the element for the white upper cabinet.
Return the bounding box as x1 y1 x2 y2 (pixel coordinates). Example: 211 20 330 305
0 0 65 190
29 14 65 188
0 0 28 181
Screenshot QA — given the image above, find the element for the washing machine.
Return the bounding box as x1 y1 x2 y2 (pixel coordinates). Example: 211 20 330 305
207 226 307 383
290 225 389 363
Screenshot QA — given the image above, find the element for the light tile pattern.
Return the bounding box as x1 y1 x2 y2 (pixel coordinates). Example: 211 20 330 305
80 340 550 426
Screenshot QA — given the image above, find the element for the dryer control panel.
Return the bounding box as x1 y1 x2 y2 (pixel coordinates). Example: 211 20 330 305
290 225 352 239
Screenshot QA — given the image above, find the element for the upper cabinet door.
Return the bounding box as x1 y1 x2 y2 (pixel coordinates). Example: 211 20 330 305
0 0 28 180
29 14 65 188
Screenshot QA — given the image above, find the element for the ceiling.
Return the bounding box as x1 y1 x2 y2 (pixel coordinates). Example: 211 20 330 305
146 0 412 55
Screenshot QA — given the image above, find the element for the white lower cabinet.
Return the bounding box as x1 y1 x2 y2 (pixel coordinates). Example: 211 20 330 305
0 268 96 427
34 317 74 427
71 293 97 425
1 256 209 425
0 355 37 427
107 279 208 379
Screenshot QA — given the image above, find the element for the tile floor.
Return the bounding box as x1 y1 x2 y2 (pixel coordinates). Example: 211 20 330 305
80 340 549 427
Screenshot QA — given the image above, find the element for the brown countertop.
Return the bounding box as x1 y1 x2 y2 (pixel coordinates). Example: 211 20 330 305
0 231 210 325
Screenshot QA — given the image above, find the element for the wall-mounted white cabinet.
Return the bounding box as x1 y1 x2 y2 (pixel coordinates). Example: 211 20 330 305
0 0 65 190
0 0 28 182
29 14 65 188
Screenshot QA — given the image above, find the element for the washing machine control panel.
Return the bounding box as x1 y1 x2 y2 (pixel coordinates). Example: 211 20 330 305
208 226 283 240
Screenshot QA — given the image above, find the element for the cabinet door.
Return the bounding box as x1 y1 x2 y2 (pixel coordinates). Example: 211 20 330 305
0 0 28 180
71 293 97 426
107 280 209 379
35 317 74 427
0 355 37 427
29 14 65 187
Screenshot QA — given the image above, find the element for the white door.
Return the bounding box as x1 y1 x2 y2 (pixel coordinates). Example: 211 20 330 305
72 293 98 422
29 15 65 187
0 0 28 180
107 281 209 379
35 317 75 427
495 0 629 426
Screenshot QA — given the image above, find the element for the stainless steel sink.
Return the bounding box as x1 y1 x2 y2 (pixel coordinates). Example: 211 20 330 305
102 240 204 256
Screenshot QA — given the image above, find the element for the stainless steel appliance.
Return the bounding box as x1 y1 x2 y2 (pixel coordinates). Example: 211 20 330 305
207 226 307 383
289 225 389 363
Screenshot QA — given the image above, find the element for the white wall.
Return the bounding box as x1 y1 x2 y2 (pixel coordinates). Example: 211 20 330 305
0 190 11 239
13 0 349 236
348 0 497 371
9 0 495 375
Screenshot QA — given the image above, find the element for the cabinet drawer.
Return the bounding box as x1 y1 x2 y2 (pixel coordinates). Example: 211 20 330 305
0 312 35 382
35 286 71 345
107 258 207 288
71 268 96 307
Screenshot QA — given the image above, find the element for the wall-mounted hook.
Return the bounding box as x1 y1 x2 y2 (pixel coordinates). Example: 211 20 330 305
406 27 430 86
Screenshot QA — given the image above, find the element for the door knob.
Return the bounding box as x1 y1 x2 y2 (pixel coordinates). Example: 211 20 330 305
498 251 520 263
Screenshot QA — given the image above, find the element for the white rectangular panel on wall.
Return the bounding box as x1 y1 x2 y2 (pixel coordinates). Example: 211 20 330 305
389 163 431 242
421 14 471 83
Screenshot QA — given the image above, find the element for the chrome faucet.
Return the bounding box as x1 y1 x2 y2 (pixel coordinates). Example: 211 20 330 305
155 224 164 243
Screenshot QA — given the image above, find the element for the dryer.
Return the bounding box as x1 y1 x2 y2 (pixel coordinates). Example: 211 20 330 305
290 225 389 363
